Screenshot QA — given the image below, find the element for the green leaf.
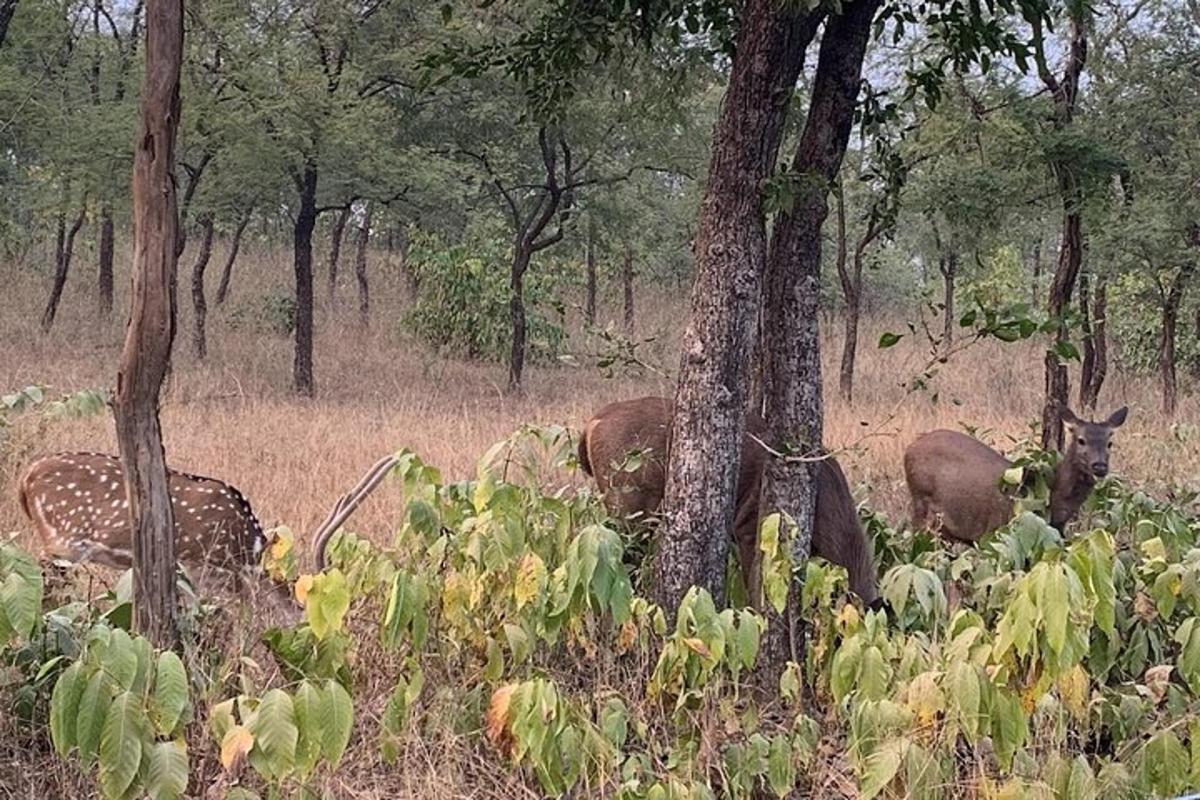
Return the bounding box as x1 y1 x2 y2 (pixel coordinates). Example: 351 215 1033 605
321 680 354 768
50 662 85 755
291 681 323 778
860 738 906 799
77 670 113 767
250 689 298 780
1041 566 1069 656
1142 729 1188 796
767 734 795 797
306 569 351 640
103 629 139 691
151 652 189 735
98 691 149 800
0 569 41 643
878 332 903 348
144 740 188 800
600 697 628 749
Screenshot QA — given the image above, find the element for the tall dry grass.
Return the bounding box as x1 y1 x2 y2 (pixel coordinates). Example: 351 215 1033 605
0 239 1198 798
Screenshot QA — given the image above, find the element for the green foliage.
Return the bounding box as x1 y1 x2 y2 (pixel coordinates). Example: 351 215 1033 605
227 293 297 337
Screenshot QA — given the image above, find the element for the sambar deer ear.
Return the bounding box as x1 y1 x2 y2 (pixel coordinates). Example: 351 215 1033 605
1059 405 1081 426
1105 406 1129 428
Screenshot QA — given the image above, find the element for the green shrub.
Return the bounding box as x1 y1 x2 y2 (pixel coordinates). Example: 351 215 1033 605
227 293 297 336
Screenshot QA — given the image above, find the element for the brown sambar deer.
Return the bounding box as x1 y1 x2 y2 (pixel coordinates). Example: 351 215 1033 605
904 406 1129 543
18 451 268 579
578 396 880 608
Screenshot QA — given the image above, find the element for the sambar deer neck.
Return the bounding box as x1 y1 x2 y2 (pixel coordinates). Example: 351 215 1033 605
1048 405 1129 529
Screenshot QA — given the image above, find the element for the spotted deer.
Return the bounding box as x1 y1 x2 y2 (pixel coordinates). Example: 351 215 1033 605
578 396 880 609
904 405 1129 543
18 450 401 587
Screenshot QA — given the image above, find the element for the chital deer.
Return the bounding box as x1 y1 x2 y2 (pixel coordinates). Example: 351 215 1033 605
904 405 1129 543
578 396 880 609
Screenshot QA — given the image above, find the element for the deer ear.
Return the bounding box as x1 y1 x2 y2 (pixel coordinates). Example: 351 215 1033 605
1060 406 1081 426
1105 406 1129 428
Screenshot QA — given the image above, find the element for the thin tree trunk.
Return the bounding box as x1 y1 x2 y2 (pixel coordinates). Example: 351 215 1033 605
397 225 416 298
655 1 819 614
1161 264 1195 416
1079 267 1096 410
175 151 211 258
1089 277 1108 406
0 0 17 49
98 204 115 316
114 0 182 649
327 205 351 301
833 183 853 402
756 0 880 691
293 162 318 398
508 246 531 392
623 242 634 334
40 203 87 333
355 202 373 326
941 252 957 354
190 215 214 359
585 219 597 326
215 209 250 305
1031 239 1042 307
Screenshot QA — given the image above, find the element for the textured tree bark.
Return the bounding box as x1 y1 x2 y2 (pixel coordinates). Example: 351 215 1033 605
98 204 115 316
40 204 87 333
1031 239 1042 307
215 209 250 305
1079 267 1096 410
623 242 635 334
190 215 214 359
836 183 879 405
355 202 373 326
327 205 351 301
1089 277 1108 406
1160 264 1194 416
293 162 318 397
114 0 183 649
653 0 818 614
755 0 880 691
508 246 531 392
175 150 210 259
585 219 597 326
0 0 17 49
941 252 957 354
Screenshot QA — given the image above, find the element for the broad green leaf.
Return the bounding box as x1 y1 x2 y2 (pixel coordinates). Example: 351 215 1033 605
103 629 139 691
250 689 298 780
600 697 628 749
321 680 354 767
98 691 148 800
860 738 906 799
50 662 85 754
767 734 795 797
291 681 323 778
306 569 351 640
77 670 113 767
151 651 189 735
0 570 39 643
878 332 903 348
144 740 188 800
1041 566 1069 657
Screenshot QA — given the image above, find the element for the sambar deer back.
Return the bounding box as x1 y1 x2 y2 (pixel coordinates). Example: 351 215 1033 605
18 451 268 578
904 405 1129 543
578 396 880 608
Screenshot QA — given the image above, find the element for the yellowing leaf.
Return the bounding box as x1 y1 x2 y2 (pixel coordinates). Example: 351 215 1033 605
294 574 314 607
1002 466 1024 486
904 672 945 727
486 684 517 756
513 553 546 610
682 637 712 659
220 725 254 772
269 531 293 562
836 603 861 632
616 620 638 654
1057 664 1090 719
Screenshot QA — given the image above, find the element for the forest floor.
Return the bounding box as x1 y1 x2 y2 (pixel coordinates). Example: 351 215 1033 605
1 245 1198 797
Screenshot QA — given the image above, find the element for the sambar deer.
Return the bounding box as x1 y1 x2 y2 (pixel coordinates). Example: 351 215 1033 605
578 396 880 609
904 405 1129 543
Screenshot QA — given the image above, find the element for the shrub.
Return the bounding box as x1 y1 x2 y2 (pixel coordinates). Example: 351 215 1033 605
227 293 297 336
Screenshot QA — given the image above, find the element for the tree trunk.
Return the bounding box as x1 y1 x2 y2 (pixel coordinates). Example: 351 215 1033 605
1078 267 1096 410
654 0 818 614
1089 277 1108 407
327 205 351 301
0 0 17 49
293 163 318 398
1161 265 1195 416
941 252 957 354
175 151 210 259
1031 239 1042 307
623 242 635 334
215 209 250 305
834 183 854 403
756 0 880 691
508 246 531 392
585 219 597 326
98 203 115 316
114 0 182 649
355 202 373 326
40 203 87 333
398 225 417 298
190 215 214 359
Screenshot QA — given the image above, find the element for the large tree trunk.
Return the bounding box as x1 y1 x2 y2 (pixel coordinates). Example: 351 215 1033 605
40 203 87 333
940 252 957 354
215 209 250 305
654 1 818 614
293 162 318 397
585 219 597 326
508 246 531 392
756 0 880 691
327 205 351 301
1161 264 1195 416
190 215 214 359
623 242 635 334
355 202 373 326
114 0 183 649
98 203 115 316
1039 12 1089 451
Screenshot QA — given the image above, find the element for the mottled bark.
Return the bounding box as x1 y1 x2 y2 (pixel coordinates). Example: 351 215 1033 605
756 0 880 690
40 203 87 333
509 246 531 391
215 209 250 305
355 202 373 325
115 0 182 648
623 242 635 334
98 204 115 316
190 215 214 359
293 162 318 397
654 0 819 614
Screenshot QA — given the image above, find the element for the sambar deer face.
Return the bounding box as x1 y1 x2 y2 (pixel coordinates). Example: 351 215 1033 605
1061 406 1129 480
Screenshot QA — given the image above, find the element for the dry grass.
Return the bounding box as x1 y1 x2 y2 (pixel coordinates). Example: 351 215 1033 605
0 239 1198 798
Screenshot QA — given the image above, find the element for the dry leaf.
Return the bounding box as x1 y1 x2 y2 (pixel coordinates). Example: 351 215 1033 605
294 574 314 606
219 725 254 773
486 684 517 757
1144 664 1173 704
1134 592 1157 622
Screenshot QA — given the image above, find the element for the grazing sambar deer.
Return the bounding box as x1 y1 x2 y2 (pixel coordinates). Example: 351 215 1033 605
904 406 1129 543
578 396 880 609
